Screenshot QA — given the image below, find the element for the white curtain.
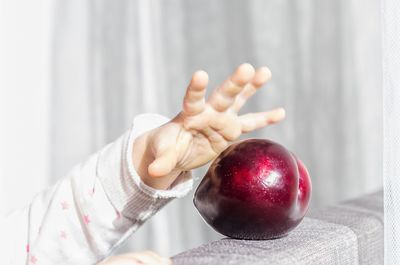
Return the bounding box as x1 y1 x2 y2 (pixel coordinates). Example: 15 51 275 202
1 0 52 216
2 0 382 257
382 0 400 263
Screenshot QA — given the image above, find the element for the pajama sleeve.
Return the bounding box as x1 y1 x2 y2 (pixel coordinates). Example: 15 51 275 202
0 113 193 265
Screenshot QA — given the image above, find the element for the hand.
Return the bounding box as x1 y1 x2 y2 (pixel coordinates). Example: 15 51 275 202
98 251 172 265
133 63 285 189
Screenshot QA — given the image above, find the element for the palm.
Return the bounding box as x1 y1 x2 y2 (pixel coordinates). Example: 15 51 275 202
152 108 239 172
148 64 285 178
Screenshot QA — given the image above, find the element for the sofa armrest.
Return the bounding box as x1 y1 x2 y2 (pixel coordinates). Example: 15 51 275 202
172 191 383 265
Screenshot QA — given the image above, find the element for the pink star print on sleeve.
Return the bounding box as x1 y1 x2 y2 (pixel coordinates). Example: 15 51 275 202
0 114 193 265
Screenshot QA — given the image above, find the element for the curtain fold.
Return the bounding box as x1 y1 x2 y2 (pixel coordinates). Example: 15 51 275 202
382 0 400 263
51 0 382 256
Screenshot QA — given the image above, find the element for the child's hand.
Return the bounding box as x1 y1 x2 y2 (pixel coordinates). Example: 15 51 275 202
98 251 172 265
133 63 285 189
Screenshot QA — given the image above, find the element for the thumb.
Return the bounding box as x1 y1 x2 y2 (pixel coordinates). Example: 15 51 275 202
148 147 178 177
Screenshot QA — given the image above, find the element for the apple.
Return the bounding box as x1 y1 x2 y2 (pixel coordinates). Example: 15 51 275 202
193 139 311 240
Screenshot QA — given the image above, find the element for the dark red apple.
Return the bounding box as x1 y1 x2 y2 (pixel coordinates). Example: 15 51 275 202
194 139 311 240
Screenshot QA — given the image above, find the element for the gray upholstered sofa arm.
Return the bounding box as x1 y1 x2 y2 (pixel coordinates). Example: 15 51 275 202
173 191 383 265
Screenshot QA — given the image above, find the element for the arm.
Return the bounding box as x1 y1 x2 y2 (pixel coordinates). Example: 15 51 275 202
1 63 285 265
1 114 192 265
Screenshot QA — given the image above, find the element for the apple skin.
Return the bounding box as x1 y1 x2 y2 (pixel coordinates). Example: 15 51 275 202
194 139 312 240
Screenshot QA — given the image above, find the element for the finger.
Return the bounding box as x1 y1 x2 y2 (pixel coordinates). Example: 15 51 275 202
208 63 255 112
201 127 225 143
148 147 177 177
239 108 286 133
141 251 167 262
232 66 272 112
125 251 171 265
201 127 228 154
143 251 172 265
209 114 242 141
135 254 170 265
98 256 142 265
162 257 173 265
127 253 159 265
182 70 208 116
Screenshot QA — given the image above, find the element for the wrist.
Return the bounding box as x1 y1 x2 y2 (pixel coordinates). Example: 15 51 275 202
132 129 183 190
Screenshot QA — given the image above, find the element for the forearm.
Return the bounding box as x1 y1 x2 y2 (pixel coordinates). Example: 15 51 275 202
1 114 193 265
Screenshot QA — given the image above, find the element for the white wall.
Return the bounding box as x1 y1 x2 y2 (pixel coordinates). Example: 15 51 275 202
0 0 52 215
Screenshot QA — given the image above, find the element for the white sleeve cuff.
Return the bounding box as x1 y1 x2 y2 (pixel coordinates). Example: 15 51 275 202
125 113 193 199
97 113 193 221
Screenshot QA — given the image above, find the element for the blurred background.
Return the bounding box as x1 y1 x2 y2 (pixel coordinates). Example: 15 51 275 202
1 0 382 257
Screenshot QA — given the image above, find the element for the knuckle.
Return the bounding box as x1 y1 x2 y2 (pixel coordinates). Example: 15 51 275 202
183 101 203 114
223 80 242 96
212 93 233 111
231 126 242 140
224 125 241 141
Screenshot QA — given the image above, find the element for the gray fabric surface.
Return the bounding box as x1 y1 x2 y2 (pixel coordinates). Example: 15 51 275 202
172 191 383 264
48 0 382 255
